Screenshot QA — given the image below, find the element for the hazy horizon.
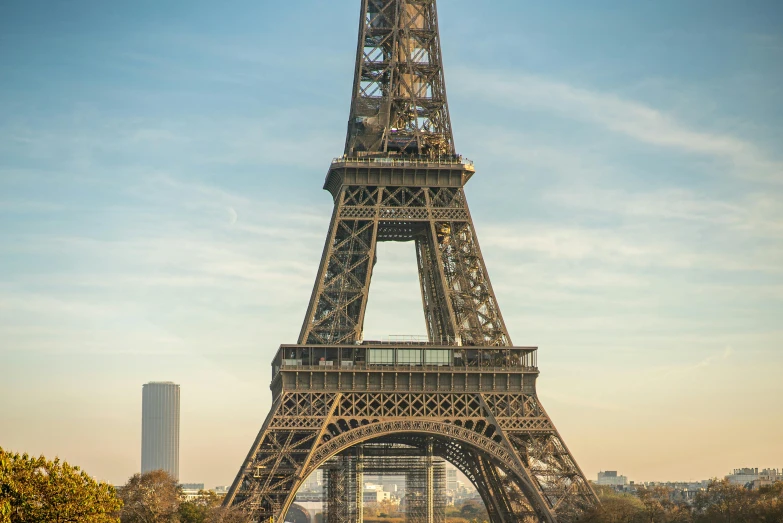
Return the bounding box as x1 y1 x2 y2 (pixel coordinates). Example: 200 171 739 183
1 0 781 489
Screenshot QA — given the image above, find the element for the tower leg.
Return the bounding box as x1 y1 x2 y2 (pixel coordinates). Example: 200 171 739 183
298 187 382 345
223 393 342 521
475 454 519 522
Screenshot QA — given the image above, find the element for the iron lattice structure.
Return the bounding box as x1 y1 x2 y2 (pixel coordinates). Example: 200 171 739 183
346 0 453 157
321 443 447 523
225 1 598 522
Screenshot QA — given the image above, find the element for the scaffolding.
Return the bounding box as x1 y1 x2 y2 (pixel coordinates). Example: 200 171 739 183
322 443 446 523
324 456 357 523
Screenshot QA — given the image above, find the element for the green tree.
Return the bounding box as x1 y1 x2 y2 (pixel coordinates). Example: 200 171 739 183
178 491 220 523
0 446 121 523
178 490 250 523
176 491 249 523
177 497 209 523
580 486 645 523
118 470 180 523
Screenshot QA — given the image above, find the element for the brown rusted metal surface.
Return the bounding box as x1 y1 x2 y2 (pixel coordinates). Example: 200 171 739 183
225 1 597 522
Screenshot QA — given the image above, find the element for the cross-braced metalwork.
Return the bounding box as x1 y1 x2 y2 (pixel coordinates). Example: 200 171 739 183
300 184 509 347
320 444 447 523
225 1 597 522
346 0 454 157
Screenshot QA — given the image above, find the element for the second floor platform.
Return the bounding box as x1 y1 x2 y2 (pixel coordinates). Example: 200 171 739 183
270 342 540 399
273 343 537 375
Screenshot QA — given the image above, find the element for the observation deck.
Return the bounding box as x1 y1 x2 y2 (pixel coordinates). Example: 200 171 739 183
270 342 539 400
324 156 475 199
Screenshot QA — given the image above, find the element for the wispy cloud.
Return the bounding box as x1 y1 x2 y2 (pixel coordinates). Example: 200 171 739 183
656 346 735 378
482 222 783 273
546 187 783 239
454 68 783 182
0 169 331 356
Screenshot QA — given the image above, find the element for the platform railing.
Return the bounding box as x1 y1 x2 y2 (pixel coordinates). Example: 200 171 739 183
331 156 474 168
277 362 538 372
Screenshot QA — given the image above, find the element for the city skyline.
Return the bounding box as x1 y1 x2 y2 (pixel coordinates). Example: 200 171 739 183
1 0 781 489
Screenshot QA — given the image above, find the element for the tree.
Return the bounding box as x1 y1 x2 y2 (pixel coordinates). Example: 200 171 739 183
693 479 755 523
0 446 121 523
581 484 695 523
178 491 221 523
580 487 645 523
202 505 250 523
458 501 486 519
177 491 252 523
177 497 209 523
753 482 783 522
171 490 250 523
692 479 783 523
118 470 180 523
632 486 693 523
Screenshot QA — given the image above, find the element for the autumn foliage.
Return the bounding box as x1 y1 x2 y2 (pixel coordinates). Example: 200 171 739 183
116 470 249 523
581 480 783 523
0 447 121 523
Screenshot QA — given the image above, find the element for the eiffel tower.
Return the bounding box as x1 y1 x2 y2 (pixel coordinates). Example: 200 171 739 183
224 1 598 521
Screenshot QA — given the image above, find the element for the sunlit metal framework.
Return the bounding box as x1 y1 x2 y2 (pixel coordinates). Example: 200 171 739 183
346 0 453 157
225 1 597 522
322 443 447 523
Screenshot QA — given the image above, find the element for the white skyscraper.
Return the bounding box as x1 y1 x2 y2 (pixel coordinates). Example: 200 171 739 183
141 381 180 480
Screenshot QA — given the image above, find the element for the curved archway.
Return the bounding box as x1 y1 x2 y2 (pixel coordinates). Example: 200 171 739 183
278 420 547 523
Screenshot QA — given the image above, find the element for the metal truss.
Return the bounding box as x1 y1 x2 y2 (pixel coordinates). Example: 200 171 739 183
227 0 597 521
298 186 510 347
226 391 596 522
321 444 447 523
324 458 355 523
346 0 454 157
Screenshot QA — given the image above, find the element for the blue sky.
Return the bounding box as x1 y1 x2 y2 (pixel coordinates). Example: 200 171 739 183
1 1 781 488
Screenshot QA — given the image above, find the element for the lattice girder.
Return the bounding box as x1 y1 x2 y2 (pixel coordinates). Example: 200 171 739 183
226 391 596 523
347 0 454 157
299 185 510 347
229 1 597 521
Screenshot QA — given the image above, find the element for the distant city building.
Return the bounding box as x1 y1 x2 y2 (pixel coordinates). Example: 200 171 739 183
363 484 391 503
597 470 628 487
384 483 398 493
299 469 323 492
178 484 232 502
181 484 205 502
141 382 180 480
726 467 781 486
727 467 760 485
753 469 782 490
446 468 458 490
627 481 709 502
